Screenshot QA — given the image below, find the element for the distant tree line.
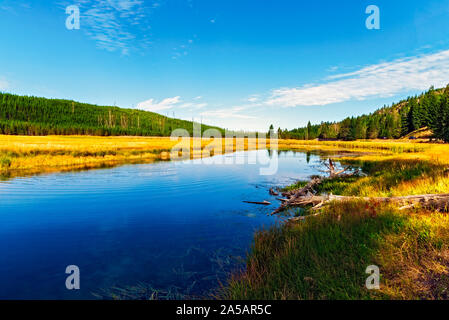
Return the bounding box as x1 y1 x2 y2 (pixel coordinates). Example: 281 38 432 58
276 86 449 142
0 93 223 136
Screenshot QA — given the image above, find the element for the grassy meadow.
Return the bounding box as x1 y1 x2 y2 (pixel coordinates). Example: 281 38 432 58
0 135 444 179
0 134 263 178
224 139 449 300
2 134 449 299
0 135 175 178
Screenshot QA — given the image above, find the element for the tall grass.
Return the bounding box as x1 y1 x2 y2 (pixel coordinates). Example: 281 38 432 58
2 135 449 179
0 135 261 178
224 202 449 300
225 143 449 300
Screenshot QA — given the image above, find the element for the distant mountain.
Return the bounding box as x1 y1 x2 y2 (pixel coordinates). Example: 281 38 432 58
0 93 223 136
280 86 449 142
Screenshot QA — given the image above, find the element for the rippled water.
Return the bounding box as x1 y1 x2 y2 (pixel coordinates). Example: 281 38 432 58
0 150 328 299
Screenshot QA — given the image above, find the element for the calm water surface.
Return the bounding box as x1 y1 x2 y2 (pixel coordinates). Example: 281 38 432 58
0 150 327 299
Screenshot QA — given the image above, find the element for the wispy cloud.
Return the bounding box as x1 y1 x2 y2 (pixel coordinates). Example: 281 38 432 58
136 96 207 112
178 102 208 110
266 49 449 107
60 0 160 54
247 95 260 103
137 96 181 112
0 1 32 14
172 38 195 60
200 106 257 120
137 94 257 121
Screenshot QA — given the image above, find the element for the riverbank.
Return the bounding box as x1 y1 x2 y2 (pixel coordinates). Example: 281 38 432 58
0 135 444 179
224 150 449 299
0 135 260 179
2 135 449 299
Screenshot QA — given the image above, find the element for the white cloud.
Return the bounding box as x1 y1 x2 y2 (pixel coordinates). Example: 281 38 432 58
136 96 208 112
179 102 208 109
200 106 256 120
266 49 449 107
60 0 160 54
137 96 181 112
247 95 260 103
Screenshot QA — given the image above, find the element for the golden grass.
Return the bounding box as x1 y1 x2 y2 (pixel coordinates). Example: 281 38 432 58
2 135 449 180
0 135 173 177
223 138 449 300
279 139 449 197
225 201 449 300
360 208 449 300
0 135 264 178
2 135 449 299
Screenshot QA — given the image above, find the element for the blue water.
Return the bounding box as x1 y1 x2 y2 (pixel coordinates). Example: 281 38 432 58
0 150 326 299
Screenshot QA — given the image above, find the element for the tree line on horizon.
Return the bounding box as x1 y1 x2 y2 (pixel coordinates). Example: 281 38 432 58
275 85 449 143
0 93 224 137
1 87 449 142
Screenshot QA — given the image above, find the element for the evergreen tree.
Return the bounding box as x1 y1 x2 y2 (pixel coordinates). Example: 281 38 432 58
431 87 449 142
0 92 222 137
268 124 274 138
306 121 311 140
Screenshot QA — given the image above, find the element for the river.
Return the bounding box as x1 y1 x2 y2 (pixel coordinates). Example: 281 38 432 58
0 149 331 299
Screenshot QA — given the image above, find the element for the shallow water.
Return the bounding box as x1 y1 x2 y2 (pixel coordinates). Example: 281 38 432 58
0 150 329 299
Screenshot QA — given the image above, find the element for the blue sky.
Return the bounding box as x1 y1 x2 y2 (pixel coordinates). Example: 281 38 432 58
1 0 449 131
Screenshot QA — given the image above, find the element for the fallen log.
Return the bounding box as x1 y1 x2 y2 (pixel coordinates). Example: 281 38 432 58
282 177 323 198
277 193 449 214
322 158 357 178
272 158 449 216
274 172 338 215
273 177 326 215
243 200 271 205
269 188 279 196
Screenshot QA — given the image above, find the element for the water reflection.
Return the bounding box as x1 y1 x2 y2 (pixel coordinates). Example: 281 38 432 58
0 150 343 299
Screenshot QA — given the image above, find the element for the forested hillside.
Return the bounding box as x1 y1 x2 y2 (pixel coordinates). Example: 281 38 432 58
0 93 223 136
280 86 449 142
2 87 449 141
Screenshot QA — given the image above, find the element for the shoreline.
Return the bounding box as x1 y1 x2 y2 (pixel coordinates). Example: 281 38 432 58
0 134 443 180
2 134 449 299
224 148 449 300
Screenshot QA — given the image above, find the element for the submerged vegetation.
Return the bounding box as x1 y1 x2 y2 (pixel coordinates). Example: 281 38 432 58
225 144 449 300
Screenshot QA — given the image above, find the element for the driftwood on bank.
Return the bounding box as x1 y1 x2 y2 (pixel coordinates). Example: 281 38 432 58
272 159 358 215
285 194 449 212
271 158 449 216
